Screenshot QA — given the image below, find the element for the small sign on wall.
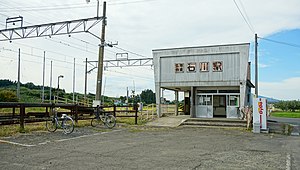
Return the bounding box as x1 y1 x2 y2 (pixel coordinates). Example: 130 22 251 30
253 98 267 130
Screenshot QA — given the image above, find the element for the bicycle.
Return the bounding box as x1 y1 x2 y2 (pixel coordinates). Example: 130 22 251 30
91 107 116 129
46 107 74 134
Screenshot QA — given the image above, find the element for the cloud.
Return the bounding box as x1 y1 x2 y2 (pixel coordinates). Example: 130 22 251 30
1 0 300 99
258 63 270 68
259 77 300 100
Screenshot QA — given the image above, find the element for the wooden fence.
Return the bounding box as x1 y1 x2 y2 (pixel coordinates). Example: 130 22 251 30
0 102 139 131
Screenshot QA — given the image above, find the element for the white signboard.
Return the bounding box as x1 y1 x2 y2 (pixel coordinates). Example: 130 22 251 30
204 97 210 102
253 98 267 130
93 100 101 107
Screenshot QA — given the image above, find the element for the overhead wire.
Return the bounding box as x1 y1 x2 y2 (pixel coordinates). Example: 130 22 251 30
258 37 300 49
238 0 254 32
70 35 149 59
12 41 88 61
105 69 153 81
0 4 95 12
0 54 74 70
1 1 150 61
0 0 157 12
1 47 85 67
233 0 255 34
113 46 149 58
45 37 98 55
1 0 155 92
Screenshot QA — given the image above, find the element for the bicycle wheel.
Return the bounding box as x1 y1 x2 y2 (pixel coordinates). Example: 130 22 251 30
104 114 116 129
62 116 74 134
46 117 58 132
91 117 102 127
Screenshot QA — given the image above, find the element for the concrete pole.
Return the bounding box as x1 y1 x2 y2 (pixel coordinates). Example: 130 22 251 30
175 90 178 116
73 58 75 103
49 61 52 103
255 34 258 98
42 51 45 103
95 1 106 101
17 48 20 101
84 58 88 104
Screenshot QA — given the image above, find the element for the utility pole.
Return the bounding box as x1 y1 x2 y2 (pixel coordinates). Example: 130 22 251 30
126 87 129 105
73 58 75 103
49 61 52 103
42 51 45 103
95 1 106 102
17 48 20 101
255 34 258 97
84 58 88 104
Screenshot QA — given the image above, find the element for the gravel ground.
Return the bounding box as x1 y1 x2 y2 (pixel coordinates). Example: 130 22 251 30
0 126 299 170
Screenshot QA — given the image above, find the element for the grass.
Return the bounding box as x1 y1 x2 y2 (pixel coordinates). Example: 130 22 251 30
271 111 300 118
0 116 150 137
0 122 46 137
116 117 148 125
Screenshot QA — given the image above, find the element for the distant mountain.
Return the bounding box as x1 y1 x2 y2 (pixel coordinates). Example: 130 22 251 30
258 95 280 103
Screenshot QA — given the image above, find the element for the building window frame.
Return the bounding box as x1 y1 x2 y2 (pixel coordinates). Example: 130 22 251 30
212 61 223 72
187 62 196 72
175 63 184 73
200 62 209 72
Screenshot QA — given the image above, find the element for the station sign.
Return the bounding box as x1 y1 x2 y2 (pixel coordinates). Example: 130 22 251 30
253 98 267 130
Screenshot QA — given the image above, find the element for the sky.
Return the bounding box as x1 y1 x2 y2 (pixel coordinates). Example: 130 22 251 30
0 0 300 101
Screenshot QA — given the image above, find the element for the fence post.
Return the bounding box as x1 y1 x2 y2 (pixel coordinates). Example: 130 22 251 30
46 107 49 117
19 104 25 132
12 107 15 118
152 104 154 119
135 104 138 125
75 104 78 123
113 105 116 117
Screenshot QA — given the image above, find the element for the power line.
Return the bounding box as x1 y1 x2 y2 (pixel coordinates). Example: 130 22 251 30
258 37 300 49
233 0 255 34
71 36 150 59
12 41 88 61
1 47 85 67
0 55 74 70
108 0 157 6
114 46 149 58
45 37 98 55
0 3 95 12
0 0 157 12
105 69 153 81
238 0 255 31
0 2 95 11
51 36 117 59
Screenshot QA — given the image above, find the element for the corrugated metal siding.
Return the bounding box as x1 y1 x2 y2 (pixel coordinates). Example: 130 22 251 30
159 53 241 84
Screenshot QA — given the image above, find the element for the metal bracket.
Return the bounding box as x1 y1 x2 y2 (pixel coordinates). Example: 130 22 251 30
0 17 103 41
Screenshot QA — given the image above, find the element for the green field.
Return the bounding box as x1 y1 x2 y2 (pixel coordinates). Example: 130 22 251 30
271 111 300 118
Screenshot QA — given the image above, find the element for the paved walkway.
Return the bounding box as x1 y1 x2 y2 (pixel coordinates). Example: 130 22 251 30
0 126 298 169
268 116 300 125
146 115 190 127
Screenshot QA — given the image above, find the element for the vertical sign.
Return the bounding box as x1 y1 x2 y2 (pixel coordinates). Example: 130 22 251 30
253 98 267 130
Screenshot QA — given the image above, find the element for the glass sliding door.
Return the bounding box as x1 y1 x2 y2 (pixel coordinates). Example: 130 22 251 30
196 95 213 118
226 95 240 118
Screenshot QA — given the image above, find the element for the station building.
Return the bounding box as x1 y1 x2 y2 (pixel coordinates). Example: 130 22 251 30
153 43 254 118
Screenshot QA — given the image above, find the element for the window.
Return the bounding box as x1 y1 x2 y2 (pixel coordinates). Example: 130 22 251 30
228 95 239 106
175 63 184 73
187 62 196 72
200 62 209 72
213 61 223 72
198 95 212 105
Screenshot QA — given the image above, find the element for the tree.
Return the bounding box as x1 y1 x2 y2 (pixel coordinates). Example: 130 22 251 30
0 90 18 102
0 79 16 88
140 89 155 104
274 100 300 112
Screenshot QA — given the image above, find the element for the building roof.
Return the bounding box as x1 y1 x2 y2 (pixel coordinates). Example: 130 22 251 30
152 43 250 52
